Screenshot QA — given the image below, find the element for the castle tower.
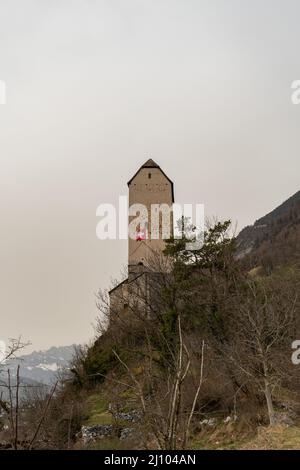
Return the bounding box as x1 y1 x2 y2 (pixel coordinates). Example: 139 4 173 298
127 159 174 274
109 159 174 313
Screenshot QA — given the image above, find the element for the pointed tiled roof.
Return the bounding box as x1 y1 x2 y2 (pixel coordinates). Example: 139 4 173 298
141 158 159 168
127 158 174 202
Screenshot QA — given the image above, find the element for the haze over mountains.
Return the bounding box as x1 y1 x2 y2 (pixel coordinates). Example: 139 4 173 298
1 345 77 387
236 190 300 268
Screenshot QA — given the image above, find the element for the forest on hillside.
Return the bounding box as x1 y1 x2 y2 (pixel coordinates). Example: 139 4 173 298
1 219 300 450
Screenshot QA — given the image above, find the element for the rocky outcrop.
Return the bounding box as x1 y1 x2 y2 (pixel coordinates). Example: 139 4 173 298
114 410 142 423
81 424 136 444
81 425 114 444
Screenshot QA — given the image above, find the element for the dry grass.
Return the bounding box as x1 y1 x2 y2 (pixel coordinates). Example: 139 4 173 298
240 425 300 450
192 419 300 450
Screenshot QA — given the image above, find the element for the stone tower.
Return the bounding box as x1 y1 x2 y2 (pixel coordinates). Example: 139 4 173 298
109 159 174 313
127 159 174 275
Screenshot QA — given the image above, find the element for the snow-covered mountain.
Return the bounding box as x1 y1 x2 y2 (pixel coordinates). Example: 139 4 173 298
1 345 78 385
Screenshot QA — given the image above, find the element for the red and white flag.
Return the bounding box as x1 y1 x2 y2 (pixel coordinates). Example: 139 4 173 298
136 228 147 241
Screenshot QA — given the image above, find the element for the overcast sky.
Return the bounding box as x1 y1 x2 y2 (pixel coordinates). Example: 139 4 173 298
1 0 300 352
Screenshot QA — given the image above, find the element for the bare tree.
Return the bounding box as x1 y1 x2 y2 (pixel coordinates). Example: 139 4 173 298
106 310 206 449
227 278 297 426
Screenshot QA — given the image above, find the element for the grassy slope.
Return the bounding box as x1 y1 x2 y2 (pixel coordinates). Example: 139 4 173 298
241 426 300 450
192 425 300 450
82 394 112 426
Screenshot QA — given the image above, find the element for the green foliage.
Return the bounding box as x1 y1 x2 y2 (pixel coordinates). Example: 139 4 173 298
164 219 234 269
83 394 112 426
84 343 118 381
162 219 238 342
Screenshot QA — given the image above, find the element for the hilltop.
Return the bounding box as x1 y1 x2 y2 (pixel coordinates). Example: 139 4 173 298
236 190 300 268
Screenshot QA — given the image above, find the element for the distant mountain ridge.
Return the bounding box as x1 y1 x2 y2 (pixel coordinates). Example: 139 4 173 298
1 345 77 386
236 190 300 267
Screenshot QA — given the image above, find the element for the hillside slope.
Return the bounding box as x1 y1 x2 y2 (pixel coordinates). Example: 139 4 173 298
236 190 300 267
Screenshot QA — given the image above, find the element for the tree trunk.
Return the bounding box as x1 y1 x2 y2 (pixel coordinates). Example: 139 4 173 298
264 378 275 426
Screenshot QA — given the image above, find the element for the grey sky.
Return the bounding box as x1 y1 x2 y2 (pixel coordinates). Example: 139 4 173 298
0 0 299 352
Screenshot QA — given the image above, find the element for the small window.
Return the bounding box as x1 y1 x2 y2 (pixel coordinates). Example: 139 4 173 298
148 173 151 179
